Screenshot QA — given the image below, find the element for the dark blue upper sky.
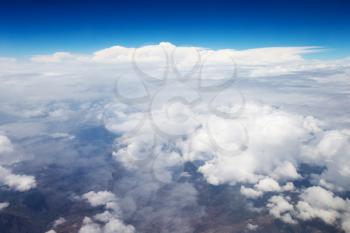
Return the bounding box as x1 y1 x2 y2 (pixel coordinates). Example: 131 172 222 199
0 0 349 58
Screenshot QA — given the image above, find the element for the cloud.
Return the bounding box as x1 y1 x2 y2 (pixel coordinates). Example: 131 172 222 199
104 88 349 230
241 179 295 199
265 186 350 233
342 214 350 233
0 202 9 211
240 186 263 199
78 216 135 233
246 223 258 231
0 135 37 192
31 52 88 63
255 177 282 192
24 42 349 80
79 217 102 233
267 195 297 224
108 101 320 186
0 166 37 191
0 135 14 154
102 218 135 233
102 81 349 231
79 191 135 233
271 161 301 180
1 42 350 232
91 43 320 67
53 217 66 228
188 102 318 186
296 186 348 224
82 191 118 208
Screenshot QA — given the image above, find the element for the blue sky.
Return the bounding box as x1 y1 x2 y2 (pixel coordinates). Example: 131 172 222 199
0 0 349 58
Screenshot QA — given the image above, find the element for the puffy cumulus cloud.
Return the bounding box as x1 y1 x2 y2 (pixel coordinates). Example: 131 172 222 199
102 218 135 233
0 135 13 154
246 223 258 231
105 94 348 188
296 186 348 225
190 102 314 186
267 195 297 224
108 101 315 186
271 161 301 180
312 130 350 161
240 186 263 199
255 178 281 192
310 130 350 191
82 191 118 208
78 217 135 233
53 217 66 228
79 191 135 233
105 94 350 231
240 179 295 199
0 135 37 192
45 230 56 233
0 166 37 191
265 186 350 233
299 186 347 212
0 202 9 211
79 217 102 233
256 178 294 192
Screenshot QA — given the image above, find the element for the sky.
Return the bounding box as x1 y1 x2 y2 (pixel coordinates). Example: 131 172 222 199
1 2 350 232
0 0 350 58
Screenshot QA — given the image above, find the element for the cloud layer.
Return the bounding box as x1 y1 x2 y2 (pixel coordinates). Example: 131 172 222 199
0 42 350 232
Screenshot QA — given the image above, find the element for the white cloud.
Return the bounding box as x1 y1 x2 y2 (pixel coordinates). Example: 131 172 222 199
96 64 349 230
0 166 36 191
300 186 347 210
265 186 350 232
103 218 135 233
267 195 297 224
190 102 318 186
82 191 118 208
0 135 36 192
255 177 281 192
240 186 263 199
272 161 301 180
45 230 56 233
79 217 102 233
0 135 14 154
79 191 135 233
295 186 348 224
308 129 350 191
246 223 258 231
0 202 9 211
53 217 66 228
24 42 349 80
296 201 339 225
79 216 135 233
105 97 350 230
